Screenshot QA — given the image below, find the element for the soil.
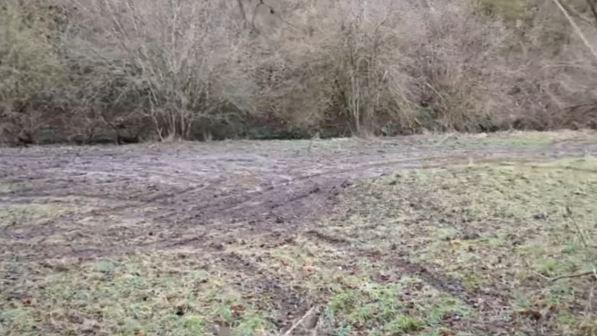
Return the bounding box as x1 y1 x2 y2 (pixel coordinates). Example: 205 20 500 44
1 132 594 259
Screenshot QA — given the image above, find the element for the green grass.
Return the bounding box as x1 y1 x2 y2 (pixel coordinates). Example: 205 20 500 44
0 254 273 336
442 131 557 151
2 155 596 335
474 0 530 21
321 277 468 335
321 156 597 335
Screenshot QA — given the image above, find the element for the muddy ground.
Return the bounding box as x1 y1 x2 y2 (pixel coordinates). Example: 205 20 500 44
1 131 597 335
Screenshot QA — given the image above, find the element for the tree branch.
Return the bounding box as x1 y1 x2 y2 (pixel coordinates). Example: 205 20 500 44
551 0 597 61
586 0 597 25
561 1 595 25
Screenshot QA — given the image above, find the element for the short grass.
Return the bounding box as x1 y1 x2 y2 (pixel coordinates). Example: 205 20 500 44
1 253 273 336
440 131 555 150
1 155 596 335
0 203 69 229
318 156 597 335
0 183 11 194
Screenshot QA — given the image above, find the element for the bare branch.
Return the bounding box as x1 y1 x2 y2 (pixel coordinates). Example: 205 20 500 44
551 0 597 61
587 0 597 24
282 306 318 336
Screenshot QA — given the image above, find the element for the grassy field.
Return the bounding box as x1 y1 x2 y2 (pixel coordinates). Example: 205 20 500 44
1 132 597 335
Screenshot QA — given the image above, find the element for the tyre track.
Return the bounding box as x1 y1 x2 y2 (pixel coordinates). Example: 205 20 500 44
1 134 597 260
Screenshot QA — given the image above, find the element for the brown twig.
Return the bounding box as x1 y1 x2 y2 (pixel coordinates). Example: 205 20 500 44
282 306 317 336
550 271 596 282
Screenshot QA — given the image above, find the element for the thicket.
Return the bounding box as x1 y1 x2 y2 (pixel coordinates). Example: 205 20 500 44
1 0 596 144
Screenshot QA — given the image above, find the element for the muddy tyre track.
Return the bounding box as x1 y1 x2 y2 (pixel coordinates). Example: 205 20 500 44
1 133 597 261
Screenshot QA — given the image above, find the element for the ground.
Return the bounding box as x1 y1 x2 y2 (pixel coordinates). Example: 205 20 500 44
1 131 596 336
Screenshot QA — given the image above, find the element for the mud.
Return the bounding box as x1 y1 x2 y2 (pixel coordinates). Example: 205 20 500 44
1 132 596 261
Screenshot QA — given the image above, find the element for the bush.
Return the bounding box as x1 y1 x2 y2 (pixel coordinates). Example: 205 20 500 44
0 1 66 144
0 0 596 144
246 0 514 134
61 0 251 140
501 0 597 129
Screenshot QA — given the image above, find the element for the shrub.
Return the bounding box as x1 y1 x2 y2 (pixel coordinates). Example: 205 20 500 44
61 0 251 140
0 0 596 143
0 1 65 144
246 0 512 135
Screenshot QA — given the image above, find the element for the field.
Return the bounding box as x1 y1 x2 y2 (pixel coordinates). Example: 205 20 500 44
1 131 597 336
